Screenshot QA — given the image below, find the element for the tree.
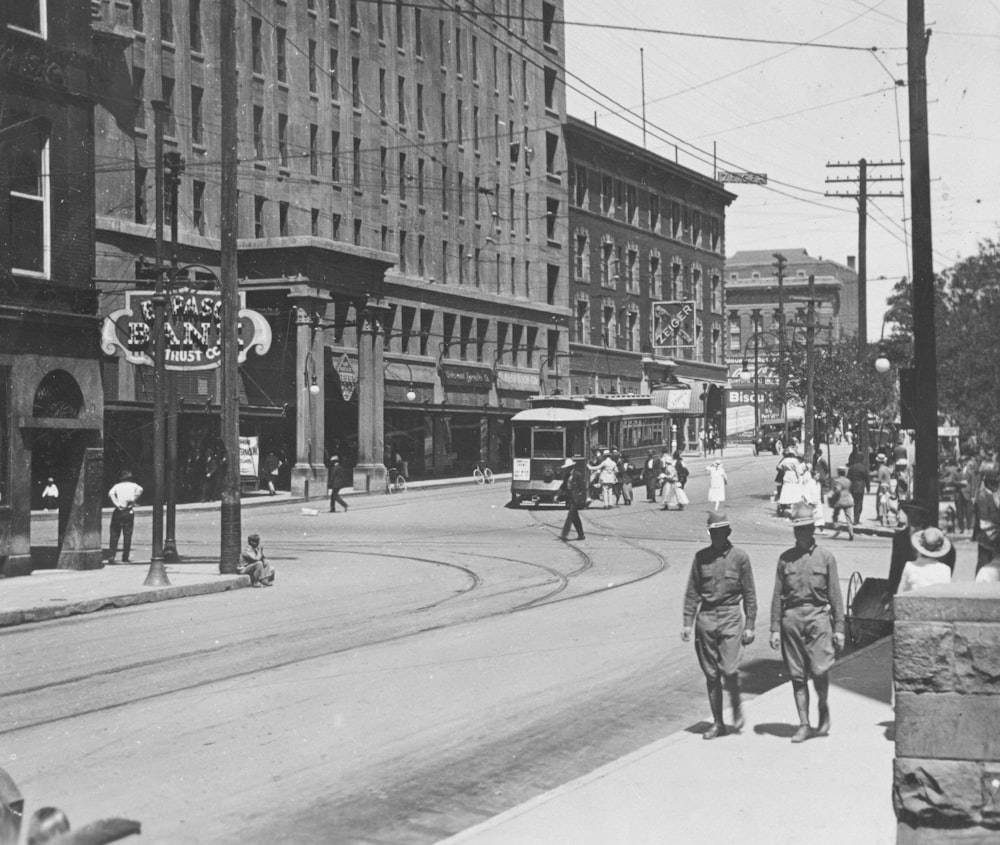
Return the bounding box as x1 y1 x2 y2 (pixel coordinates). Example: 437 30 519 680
879 234 1000 452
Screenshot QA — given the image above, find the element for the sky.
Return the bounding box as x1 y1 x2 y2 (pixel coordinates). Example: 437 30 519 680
563 0 1000 338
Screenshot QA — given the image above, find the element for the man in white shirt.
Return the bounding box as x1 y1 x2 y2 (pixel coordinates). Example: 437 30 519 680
108 470 144 563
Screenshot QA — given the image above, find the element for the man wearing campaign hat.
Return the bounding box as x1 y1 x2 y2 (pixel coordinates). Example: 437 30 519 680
682 512 757 739
770 502 845 743
557 458 587 542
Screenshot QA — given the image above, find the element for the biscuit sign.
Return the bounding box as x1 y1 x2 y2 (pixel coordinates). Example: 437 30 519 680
101 289 272 371
652 300 696 350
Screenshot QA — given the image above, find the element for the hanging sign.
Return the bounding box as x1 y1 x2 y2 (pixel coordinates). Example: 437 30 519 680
101 288 272 371
652 300 696 350
336 354 357 401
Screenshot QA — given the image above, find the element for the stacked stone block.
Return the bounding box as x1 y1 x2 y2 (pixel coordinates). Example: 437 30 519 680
894 583 1000 843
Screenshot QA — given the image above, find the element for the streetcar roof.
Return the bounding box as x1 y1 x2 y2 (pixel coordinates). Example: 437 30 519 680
510 403 667 424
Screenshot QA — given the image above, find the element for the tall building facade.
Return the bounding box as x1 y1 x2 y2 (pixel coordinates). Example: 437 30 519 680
92 0 568 496
564 117 735 452
723 248 859 440
1 1 109 575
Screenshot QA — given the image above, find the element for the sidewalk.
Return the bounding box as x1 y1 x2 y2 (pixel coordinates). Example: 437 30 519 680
442 637 897 845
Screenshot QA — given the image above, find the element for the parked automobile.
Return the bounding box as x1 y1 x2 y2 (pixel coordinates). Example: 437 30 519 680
753 419 801 455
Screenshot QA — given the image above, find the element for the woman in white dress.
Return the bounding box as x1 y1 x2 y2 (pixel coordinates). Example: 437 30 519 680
776 452 804 517
800 467 825 533
707 460 728 510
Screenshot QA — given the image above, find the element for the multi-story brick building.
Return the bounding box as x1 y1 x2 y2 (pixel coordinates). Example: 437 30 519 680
564 117 735 452
723 248 858 441
0 1 111 575
92 0 568 496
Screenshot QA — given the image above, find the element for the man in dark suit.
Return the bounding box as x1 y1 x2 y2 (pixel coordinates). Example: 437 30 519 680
643 449 662 503
846 456 870 526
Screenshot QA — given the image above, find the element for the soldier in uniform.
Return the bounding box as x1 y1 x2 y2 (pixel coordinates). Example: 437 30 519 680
682 512 758 739
770 502 846 742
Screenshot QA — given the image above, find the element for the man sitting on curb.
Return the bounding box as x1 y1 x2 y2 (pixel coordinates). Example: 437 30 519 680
239 533 275 587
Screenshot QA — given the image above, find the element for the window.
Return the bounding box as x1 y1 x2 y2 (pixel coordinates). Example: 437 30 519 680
252 106 265 161
729 313 741 351
397 75 407 125
473 105 480 151
473 176 480 222
573 164 587 207
420 309 432 355
278 113 288 168
132 68 145 130
332 213 341 239
417 234 425 275
193 180 205 235
602 303 615 347
626 245 638 293
416 83 424 132
456 98 464 145
190 0 202 51
627 307 639 352
458 244 465 284
455 27 463 74
189 86 204 145
417 158 425 205
377 0 385 39
160 0 173 42
476 319 488 362
379 69 387 118
546 198 559 242
712 274 722 311
395 0 404 48
251 17 262 74
443 314 455 353
457 171 464 218
400 307 415 354
7 131 49 276
399 230 407 271
349 0 359 29
472 36 479 81
547 264 559 305
524 192 530 239
329 0 338 21
279 201 289 236
509 188 515 232
507 52 513 97
329 49 339 100
626 185 638 226
380 225 388 251
331 131 340 181
542 2 555 45
352 136 361 188
380 146 387 194
600 238 613 286
440 92 447 141
415 8 422 55
649 194 660 233
574 230 589 280
460 316 472 360
442 241 449 283
132 0 143 32
398 152 407 200
134 164 147 224
310 124 319 176
162 76 176 135
474 248 482 286
601 175 613 214
254 196 265 238
545 131 559 176
522 58 528 102
441 164 448 212
351 57 360 109
439 20 447 67
575 296 590 343
308 40 318 93
492 46 498 92
649 252 661 299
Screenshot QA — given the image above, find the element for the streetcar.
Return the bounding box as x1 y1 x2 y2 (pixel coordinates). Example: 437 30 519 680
509 395 669 507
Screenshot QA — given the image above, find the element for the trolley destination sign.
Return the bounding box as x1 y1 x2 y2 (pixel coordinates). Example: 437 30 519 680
101 289 272 371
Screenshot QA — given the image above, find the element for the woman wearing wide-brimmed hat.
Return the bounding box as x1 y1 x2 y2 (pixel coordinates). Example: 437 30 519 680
897 527 953 592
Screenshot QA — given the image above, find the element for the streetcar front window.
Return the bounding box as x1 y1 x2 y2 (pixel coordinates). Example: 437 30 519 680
532 429 564 458
513 425 531 458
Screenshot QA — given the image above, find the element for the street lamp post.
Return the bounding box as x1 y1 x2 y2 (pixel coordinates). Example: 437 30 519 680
737 328 782 446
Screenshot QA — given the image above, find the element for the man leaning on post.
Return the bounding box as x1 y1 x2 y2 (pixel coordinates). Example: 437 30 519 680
682 511 757 739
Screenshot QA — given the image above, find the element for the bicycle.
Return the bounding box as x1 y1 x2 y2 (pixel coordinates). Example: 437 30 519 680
472 462 494 485
385 466 407 494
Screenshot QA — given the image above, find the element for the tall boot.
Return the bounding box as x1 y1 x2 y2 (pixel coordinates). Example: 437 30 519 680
814 674 831 735
703 680 727 739
725 673 744 731
791 680 811 742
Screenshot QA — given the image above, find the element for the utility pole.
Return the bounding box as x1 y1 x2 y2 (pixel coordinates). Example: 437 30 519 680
825 158 903 464
163 151 185 563
907 0 939 520
145 100 170 587
772 252 788 444
219 0 241 572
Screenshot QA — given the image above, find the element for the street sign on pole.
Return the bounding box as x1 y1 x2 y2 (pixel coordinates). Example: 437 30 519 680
718 171 768 184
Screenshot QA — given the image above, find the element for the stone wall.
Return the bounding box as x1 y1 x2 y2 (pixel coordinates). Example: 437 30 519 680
894 583 1000 844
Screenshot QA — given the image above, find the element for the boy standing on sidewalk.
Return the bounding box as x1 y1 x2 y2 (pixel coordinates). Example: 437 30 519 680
107 470 143 563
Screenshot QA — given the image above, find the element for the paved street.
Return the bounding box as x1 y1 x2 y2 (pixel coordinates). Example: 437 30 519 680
2 448 974 843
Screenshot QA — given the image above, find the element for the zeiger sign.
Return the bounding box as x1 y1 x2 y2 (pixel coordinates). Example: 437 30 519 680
101 289 272 371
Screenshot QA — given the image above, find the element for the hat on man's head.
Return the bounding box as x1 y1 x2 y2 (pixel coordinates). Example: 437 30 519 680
876 453 887 462
561 458 576 469
912 527 952 559
329 455 340 463
119 470 133 480
706 512 730 530
790 502 817 527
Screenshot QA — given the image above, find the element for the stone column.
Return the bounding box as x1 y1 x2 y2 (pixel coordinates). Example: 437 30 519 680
893 583 1000 843
353 304 387 493
290 298 327 500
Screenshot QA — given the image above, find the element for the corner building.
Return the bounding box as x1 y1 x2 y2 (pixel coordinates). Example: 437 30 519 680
564 117 735 453
92 0 568 497
1 1 108 576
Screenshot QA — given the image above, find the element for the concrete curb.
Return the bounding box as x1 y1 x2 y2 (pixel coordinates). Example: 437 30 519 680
0 575 250 629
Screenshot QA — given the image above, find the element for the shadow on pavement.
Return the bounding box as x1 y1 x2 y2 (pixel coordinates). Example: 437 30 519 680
739 657 788 695
753 721 799 738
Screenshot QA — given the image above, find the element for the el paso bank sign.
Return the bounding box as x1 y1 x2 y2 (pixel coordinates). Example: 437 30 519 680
102 289 272 370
